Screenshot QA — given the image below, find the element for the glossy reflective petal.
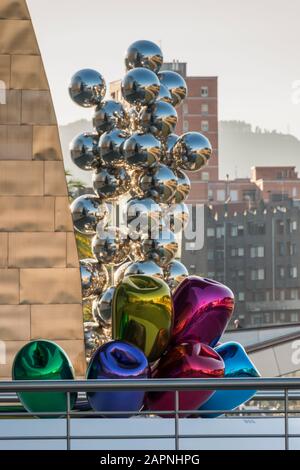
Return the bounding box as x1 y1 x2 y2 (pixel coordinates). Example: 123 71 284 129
69 69 106 107
112 275 173 362
199 342 260 418
12 340 77 415
125 40 163 73
145 342 224 417
121 68 160 106
174 131 212 172
87 340 150 416
70 194 109 235
172 276 235 347
70 132 100 170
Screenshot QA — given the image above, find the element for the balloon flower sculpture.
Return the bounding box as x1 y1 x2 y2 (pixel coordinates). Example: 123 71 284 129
12 40 260 418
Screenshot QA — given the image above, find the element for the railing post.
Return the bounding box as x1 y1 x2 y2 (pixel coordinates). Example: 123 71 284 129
175 390 179 451
284 388 289 451
66 392 71 451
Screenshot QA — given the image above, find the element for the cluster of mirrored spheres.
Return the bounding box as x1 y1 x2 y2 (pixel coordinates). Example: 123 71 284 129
12 40 260 419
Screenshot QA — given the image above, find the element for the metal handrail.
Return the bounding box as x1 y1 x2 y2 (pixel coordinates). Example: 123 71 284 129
0 377 299 392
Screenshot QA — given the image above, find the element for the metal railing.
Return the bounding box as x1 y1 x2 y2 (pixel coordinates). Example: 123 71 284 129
0 377 300 450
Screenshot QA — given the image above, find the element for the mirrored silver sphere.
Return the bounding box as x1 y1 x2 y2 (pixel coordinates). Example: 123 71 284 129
158 70 187 107
172 169 191 203
71 195 109 235
124 260 163 279
80 258 109 299
173 131 212 172
163 202 189 233
92 227 129 265
69 132 100 171
69 69 106 108
92 166 130 201
139 164 178 204
84 322 103 359
125 197 162 239
114 261 132 284
92 286 115 327
163 260 189 292
93 100 126 134
157 83 173 103
140 228 179 267
125 40 163 73
99 128 128 166
140 101 178 138
123 132 161 168
121 68 160 106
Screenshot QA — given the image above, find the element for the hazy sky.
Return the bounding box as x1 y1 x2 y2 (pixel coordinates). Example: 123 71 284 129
28 0 300 139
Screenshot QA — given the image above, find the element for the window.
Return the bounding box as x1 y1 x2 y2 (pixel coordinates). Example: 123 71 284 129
208 189 213 201
231 247 244 257
291 312 299 322
278 266 285 278
243 190 256 202
201 103 208 114
183 103 188 114
207 249 214 260
277 241 285 256
250 246 265 258
290 289 299 300
292 187 297 198
207 227 215 237
287 219 297 233
248 222 266 235
183 120 189 132
252 315 263 326
216 225 225 238
289 266 298 278
238 292 245 302
287 242 297 256
231 224 244 237
216 249 224 260
201 172 209 181
230 190 238 202
238 269 245 280
217 190 226 202
251 268 265 280
201 86 208 97
277 220 285 235
201 120 209 132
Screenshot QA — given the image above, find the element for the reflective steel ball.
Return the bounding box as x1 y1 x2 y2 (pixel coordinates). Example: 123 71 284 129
121 68 160 106
69 132 100 171
80 258 109 299
139 164 178 204
84 322 103 359
99 128 128 166
158 70 187 107
123 132 161 168
173 131 212 172
163 260 189 292
113 275 173 362
172 169 191 203
92 166 130 201
92 286 116 327
114 261 132 285
140 228 178 267
86 340 150 416
163 202 189 233
125 197 162 239
92 227 129 265
157 83 172 103
68 68 106 107
12 340 77 415
123 260 163 279
125 40 163 73
140 101 178 138
93 100 126 134
70 194 109 235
